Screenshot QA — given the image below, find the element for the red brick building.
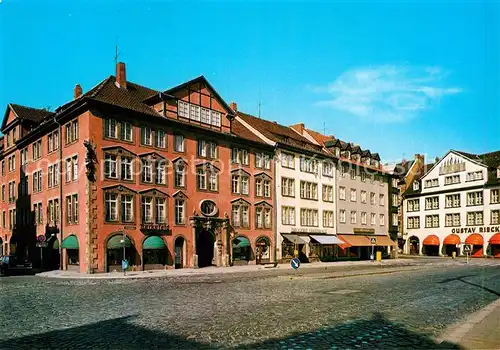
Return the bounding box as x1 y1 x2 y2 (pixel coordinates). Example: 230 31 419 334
0 62 275 273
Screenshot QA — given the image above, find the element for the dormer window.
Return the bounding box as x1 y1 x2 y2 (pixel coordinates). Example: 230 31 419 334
497 167 500 179
413 181 420 191
335 148 340 157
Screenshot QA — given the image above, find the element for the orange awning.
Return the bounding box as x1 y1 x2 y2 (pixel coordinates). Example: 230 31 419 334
465 233 484 246
489 233 500 245
443 234 460 245
423 235 440 246
373 235 397 246
337 235 371 248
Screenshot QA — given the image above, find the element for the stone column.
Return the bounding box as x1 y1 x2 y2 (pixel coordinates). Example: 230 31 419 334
85 180 99 273
419 243 424 256
223 219 231 267
189 218 198 268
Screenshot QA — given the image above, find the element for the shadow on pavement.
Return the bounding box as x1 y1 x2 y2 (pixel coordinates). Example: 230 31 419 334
439 275 500 296
0 313 461 349
0 315 213 349
243 313 461 349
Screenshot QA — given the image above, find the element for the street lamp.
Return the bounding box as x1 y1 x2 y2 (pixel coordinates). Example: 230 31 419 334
120 229 127 275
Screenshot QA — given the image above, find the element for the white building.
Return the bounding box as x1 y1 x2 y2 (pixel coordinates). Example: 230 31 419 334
235 113 338 262
402 150 500 257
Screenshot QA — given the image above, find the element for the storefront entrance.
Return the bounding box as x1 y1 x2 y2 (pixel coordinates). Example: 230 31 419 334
174 237 186 269
106 234 137 272
408 236 420 255
465 234 484 257
197 230 214 268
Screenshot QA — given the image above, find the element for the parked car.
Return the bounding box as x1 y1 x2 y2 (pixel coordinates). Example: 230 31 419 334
0 255 33 276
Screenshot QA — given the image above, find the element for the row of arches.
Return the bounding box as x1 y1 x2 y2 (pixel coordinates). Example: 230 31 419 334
104 233 272 272
408 233 500 257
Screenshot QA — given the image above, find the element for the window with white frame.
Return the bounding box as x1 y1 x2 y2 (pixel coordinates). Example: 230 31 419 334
105 193 118 221
350 169 356 180
413 181 420 190
350 188 357 202
300 181 318 200
323 185 334 202
32 140 42 160
361 212 367 225
323 211 334 227
174 135 185 152
361 190 367 203
323 161 334 177
350 211 357 224
232 148 249 165
361 172 366 182
189 104 201 121
156 197 166 223
281 152 295 169
339 209 346 223
339 186 346 200
121 156 133 181
178 101 189 118
201 108 210 124
379 214 385 226
105 119 118 138
65 119 78 145
174 198 186 225
407 199 420 211
425 214 439 228
155 160 166 185
370 192 376 205
197 165 218 192
466 171 483 182
121 122 133 141
425 196 439 210
300 208 318 227
425 178 439 188
370 212 376 225
300 157 318 174
211 110 221 127
65 156 78 182
407 216 420 229
445 213 460 227
256 206 272 228
104 154 118 179
340 164 348 177
379 194 385 206
197 140 217 159
122 194 134 222
231 173 249 195
48 199 59 224
445 194 460 208
467 191 483 206
33 203 42 225
66 194 78 224
48 164 59 188
141 127 152 146
444 175 460 185
155 130 166 148
392 213 398 226
33 170 42 192
281 177 295 197
232 203 250 228
491 189 499 204
141 196 153 223
174 160 186 187
491 210 499 225
256 153 271 169
141 159 153 183
47 130 59 153
282 206 295 225
467 211 483 225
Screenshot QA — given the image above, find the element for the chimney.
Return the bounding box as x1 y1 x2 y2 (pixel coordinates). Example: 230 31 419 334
74 84 82 99
229 102 237 112
435 156 440 163
116 62 127 89
290 123 305 134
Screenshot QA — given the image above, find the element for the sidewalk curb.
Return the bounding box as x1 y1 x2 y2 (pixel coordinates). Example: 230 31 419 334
436 297 500 346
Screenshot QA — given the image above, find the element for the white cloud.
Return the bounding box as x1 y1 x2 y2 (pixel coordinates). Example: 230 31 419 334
314 65 462 122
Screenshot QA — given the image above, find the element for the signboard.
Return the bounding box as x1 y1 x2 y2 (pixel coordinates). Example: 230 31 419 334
123 225 136 230
370 237 377 245
354 228 376 234
290 257 300 270
37 235 46 243
462 244 472 253
451 226 500 234
291 228 327 234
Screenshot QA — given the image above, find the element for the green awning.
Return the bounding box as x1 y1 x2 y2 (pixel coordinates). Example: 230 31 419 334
61 235 79 249
233 237 250 248
143 236 166 250
107 235 132 249
52 239 60 249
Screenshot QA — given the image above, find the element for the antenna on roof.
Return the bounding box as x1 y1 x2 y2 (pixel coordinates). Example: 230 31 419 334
258 87 262 118
114 44 119 65
323 122 326 135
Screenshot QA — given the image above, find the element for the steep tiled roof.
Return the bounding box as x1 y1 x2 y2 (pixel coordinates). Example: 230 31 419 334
9 104 53 122
237 111 326 155
455 150 500 169
393 160 415 178
231 119 267 144
305 128 331 144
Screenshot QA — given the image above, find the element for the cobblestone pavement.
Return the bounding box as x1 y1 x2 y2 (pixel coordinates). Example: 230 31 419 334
1 260 499 349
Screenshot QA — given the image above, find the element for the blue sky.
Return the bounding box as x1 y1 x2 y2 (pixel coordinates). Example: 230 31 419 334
1 1 498 163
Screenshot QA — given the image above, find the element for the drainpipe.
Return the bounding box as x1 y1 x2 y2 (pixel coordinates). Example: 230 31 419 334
54 116 63 270
272 144 278 264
